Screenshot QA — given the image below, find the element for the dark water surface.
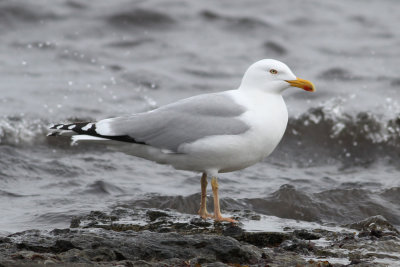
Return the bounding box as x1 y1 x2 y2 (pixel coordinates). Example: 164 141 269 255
0 0 399 234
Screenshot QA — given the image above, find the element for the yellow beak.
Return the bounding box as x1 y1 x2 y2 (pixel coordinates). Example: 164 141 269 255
286 77 315 92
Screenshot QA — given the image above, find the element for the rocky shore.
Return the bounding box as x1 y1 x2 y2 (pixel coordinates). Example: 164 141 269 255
0 207 399 267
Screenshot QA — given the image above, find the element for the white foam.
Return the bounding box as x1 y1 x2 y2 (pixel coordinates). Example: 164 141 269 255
242 215 355 233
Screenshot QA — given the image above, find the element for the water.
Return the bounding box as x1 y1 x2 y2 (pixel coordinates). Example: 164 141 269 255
0 0 399 234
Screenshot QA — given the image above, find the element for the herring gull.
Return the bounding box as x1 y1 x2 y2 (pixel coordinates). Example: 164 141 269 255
49 59 315 222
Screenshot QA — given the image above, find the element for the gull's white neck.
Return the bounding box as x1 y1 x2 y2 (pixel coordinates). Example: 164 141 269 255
226 86 289 166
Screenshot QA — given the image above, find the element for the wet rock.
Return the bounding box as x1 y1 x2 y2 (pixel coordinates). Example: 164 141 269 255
238 232 289 247
2 208 400 266
3 229 266 266
346 215 399 237
190 217 212 227
16 239 80 254
146 210 170 221
49 228 70 235
0 237 11 243
293 229 321 240
280 239 313 254
222 224 244 238
250 214 261 221
69 217 80 228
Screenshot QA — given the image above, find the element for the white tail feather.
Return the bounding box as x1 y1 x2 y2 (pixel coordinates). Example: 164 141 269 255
71 135 109 145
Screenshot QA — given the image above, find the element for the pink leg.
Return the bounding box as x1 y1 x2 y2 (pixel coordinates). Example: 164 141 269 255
211 177 237 223
198 173 212 219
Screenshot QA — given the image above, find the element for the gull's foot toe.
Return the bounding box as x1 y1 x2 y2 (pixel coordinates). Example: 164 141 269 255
213 215 237 223
199 214 213 220
198 210 213 220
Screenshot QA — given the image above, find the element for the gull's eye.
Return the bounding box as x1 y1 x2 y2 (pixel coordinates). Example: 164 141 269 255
270 69 278 74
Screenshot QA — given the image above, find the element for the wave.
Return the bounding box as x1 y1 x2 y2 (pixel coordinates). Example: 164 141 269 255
126 184 400 225
279 99 400 165
107 8 175 29
200 10 270 30
1 104 399 164
0 116 47 146
0 2 60 28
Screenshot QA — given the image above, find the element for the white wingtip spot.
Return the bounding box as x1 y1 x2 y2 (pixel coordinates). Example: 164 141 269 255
68 125 76 130
81 123 93 131
56 125 63 129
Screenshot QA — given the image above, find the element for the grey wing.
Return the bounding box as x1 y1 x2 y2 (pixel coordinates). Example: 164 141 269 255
94 92 250 152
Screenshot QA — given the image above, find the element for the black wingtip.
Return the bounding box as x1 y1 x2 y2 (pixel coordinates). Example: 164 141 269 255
47 121 147 145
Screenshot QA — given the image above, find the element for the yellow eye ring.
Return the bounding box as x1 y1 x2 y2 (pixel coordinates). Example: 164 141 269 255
270 69 278 74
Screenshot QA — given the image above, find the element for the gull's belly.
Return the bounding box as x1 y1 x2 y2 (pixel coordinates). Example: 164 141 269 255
219 106 288 172
175 93 288 173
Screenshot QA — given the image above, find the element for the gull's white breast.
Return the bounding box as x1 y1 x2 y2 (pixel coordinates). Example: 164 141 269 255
174 90 288 174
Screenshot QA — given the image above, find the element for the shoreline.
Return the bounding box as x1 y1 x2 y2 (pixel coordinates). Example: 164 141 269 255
1 207 399 267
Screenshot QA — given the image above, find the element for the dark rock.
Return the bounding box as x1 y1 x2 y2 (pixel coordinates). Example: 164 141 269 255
3 229 265 265
16 239 80 254
250 214 261 220
238 232 289 247
0 237 11 243
346 215 399 237
280 239 314 253
88 210 115 221
190 217 212 227
132 260 153 266
3 208 400 266
146 210 171 221
69 217 80 228
350 258 362 264
52 240 80 253
49 228 70 235
222 224 244 238
293 229 321 240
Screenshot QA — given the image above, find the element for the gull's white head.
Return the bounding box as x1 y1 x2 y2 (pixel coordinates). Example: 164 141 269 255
240 59 315 93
